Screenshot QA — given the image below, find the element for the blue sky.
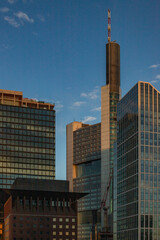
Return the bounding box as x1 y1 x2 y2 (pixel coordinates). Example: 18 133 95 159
0 0 160 179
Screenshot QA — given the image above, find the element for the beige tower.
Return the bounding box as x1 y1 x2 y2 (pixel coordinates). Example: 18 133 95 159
66 121 90 192
101 41 120 231
66 122 83 191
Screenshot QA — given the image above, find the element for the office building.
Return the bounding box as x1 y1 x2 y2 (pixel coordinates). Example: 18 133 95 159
0 89 55 238
114 81 160 240
66 11 121 239
66 122 101 240
101 40 120 232
3 178 85 240
66 122 89 192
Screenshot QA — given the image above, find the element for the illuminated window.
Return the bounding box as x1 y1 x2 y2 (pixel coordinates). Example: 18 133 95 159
59 232 62 235
65 218 69 222
53 225 56 228
66 225 69 229
59 225 62 228
72 232 75 235
53 231 56 235
59 218 63 222
53 218 56 222
72 225 75 229
66 232 69 236
72 218 75 222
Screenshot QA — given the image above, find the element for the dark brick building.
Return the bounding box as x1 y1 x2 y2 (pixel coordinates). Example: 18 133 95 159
2 179 85 240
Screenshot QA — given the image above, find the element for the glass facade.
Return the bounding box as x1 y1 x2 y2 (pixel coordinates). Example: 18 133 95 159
73 123 101 240
140 82 160 240
115 82 160 240
0 104 55 188
0 90 55 238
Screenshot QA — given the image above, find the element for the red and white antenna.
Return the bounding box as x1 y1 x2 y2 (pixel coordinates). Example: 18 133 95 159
108 9 111 42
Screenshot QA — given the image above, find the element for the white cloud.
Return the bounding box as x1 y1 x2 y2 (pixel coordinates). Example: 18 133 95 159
73 101 86 107
8 0 17 4
55 101 63 112
14 11 34 24
156 74 160 79
81 93 88 97
4 11 34 27
4 16 20 28
91 106 101 112
1 44 11 49
81 87 99 100
83 116 96 123
37 14 45 22
149 64 160 69
0 7 10 12
150 80 158 84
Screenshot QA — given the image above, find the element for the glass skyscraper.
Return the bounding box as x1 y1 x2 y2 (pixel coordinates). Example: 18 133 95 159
0 89 55 238
115 81 160 240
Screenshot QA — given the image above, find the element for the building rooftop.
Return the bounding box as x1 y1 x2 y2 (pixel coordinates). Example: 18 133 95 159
0 89 54 110
11 178 69 192
0 178 87 203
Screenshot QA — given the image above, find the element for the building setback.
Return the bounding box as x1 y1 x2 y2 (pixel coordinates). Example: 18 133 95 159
0 89 55 238
3 179 85 240
66 122 101 240
114 81 160 240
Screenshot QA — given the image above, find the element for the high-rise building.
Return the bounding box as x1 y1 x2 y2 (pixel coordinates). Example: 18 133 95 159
66 11 121 239
66 122 89 192
114 81 160 240
0 89 55 238
66 122 101 240
101 40 120 231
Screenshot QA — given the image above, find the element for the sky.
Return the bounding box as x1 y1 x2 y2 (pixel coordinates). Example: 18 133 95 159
0 0 160 179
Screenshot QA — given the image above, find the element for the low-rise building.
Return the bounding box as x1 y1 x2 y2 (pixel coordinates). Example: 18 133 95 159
3 178 85 240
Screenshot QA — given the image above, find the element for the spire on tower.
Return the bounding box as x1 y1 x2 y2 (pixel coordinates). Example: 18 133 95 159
108 9 111 42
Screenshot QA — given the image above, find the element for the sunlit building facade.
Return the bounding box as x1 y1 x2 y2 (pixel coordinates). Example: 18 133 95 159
115 82 160 240
66 122 101 240
0 89 55 238
101 41 120 232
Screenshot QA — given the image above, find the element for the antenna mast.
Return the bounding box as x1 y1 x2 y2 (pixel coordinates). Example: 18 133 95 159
108 9 111 42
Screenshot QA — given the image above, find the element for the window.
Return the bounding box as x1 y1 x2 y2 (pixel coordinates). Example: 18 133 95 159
72 218 75 222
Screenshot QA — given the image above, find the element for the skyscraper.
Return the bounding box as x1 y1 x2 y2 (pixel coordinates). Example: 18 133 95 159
0 89 55 238
66 122 101 240
115 81 160 240
66 10 121 239
101 40 120 231
66 121 89 192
